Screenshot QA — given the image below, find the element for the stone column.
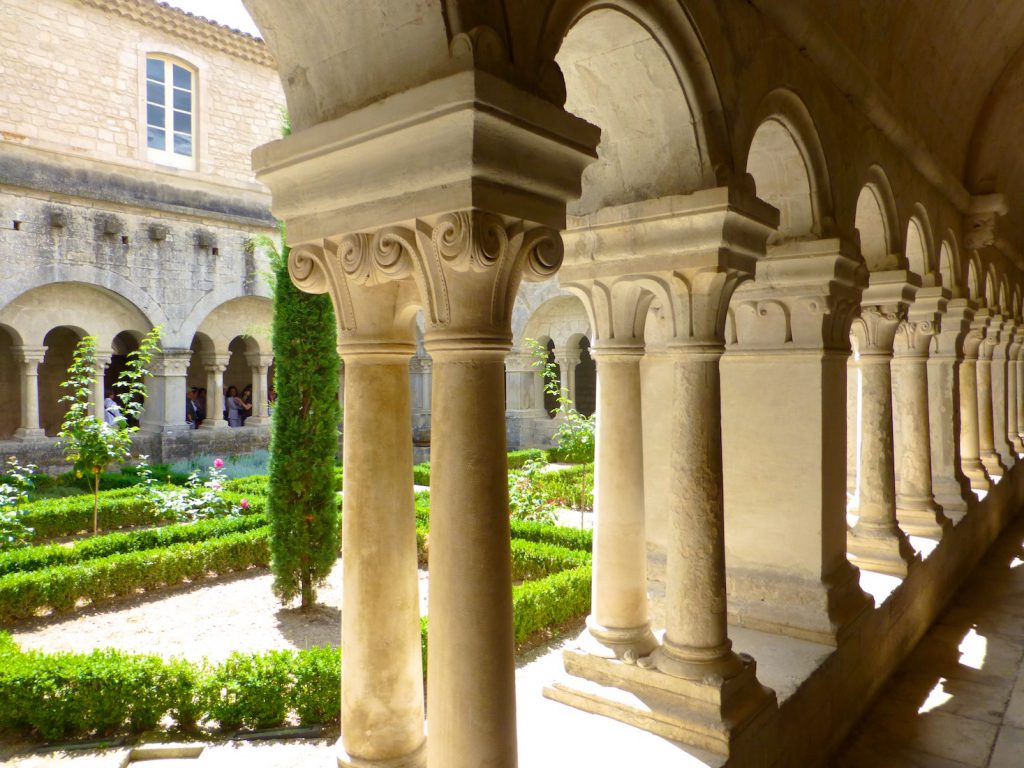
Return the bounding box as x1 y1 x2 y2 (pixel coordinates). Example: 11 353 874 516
564 281 656 658
409 350 432 448
199 354 230 430
140 349 193 434
847 356 860 505
553 190 778 755
94 352 112 421
13 345 46 439
1007 333 1024 454
254 66 600 768
927 296 973 522
552 345 582 405
722 242 871 645
891 308 948 539
1017 345 1024 449
960 324 993 492
977 318 1007 478
847 275 918 577
245 353 274 426
993 322 1018 465
505 351 546 449
290 245 425 768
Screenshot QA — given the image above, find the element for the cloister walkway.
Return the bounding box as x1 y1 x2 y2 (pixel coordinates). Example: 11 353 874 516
835 513 1024 767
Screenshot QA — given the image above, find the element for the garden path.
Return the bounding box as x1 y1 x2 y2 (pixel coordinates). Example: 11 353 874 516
8 561 430 662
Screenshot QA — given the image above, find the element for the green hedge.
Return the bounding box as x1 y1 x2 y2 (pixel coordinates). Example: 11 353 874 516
0 529 270 623
509 519 592 553
512 564 591 643
510 539 588 581
506 449 549 469
0 636 341 740
412 463 431 486
533 464 594 510
0 513 269 577
20 487 172 541
0 560 589 740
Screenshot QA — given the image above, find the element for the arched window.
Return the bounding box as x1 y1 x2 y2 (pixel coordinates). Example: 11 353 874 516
145 55 196 169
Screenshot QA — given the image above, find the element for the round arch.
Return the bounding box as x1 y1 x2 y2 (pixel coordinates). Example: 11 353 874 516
194 296 273 356
520 294 591 350
938 234 960 293
905 212 933 280
854 166 901 271
742 88 833 243
0 282 153 349
544 1 729 215
967 255 982 301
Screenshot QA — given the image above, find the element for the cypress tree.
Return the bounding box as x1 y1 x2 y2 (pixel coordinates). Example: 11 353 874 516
266 228 341 609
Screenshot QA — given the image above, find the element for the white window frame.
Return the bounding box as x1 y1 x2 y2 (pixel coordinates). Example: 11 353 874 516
144 54 197 170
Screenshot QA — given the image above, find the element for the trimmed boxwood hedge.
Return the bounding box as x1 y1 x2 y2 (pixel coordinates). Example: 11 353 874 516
0 555 592 742
0 512 268 577
19 487 172 541
0 529 271 622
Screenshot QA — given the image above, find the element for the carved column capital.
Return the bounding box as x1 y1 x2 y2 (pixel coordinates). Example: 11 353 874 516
150 349 192 377
728 241 866 351
12 345 47 367
854 271 919 355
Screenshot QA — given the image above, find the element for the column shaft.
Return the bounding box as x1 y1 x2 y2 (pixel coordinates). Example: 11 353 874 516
847 359 859 503
848 354 915 575
656 345 742 678
426 347 516 768
977 355 1005 476
1017 357 1024 445
340 353 425 767
200 365 228 430
14 349 46 438
94 355 110 421
1008 348 1022 453
588 347 656 657
959 356 991 491
892 353 947 537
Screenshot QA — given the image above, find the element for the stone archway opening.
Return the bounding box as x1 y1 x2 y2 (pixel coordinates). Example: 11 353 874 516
572 335 596 418
0 325 20 439
746 118 815 243
107 330 143 428
39 325 86 436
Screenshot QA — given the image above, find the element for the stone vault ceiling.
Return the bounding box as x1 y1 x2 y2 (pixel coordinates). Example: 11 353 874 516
774 0 1024 254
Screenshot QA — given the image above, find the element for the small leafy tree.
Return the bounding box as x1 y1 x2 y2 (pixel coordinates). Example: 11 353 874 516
58 328 161 533
508 458 558 525
259 223 341 609
526 338 595 463
0 457 36 550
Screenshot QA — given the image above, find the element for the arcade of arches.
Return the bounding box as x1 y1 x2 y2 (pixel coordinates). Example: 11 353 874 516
56 0 1024 766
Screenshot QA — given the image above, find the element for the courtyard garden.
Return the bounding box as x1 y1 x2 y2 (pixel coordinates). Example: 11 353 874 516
0 448 596 746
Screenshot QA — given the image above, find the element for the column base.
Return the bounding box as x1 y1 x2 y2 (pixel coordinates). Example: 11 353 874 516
962 460 993 493
847 523 917 577
198 420 230 431
545 645 776 757
586 616 659 660
13 428 46 441
980 450 1006 478
726 560 871 646
931 480 970 525
245 417 272 427
895 496 952 539
338 740 425 768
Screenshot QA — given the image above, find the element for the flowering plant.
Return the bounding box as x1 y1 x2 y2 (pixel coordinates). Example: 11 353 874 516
135 456 242 523
508 458 559 525
0 457 36 551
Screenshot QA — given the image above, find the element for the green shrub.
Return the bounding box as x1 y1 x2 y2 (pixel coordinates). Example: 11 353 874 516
512 564 592 644
0 513 268 577
532 463 594 510
20 487 174 541
204 649 294 730
290 646 341 725
0 529 270 622
509 519 592 553
412 463 431 486
506 449 548 469
510 539 588 581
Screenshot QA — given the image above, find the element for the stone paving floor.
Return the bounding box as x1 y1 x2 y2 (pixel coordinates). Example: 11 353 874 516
835 514 1024 768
